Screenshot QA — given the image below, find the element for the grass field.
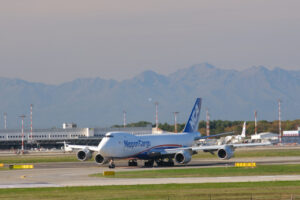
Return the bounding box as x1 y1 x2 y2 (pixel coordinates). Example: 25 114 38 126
0 181 300 200
1 148 300 164
91 164 300 178
0 154 77 164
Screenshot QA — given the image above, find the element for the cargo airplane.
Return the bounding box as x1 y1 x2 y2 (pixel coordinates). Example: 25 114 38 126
65 98 270 168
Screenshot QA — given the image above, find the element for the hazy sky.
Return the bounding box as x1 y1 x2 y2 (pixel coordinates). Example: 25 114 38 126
0 0 299 84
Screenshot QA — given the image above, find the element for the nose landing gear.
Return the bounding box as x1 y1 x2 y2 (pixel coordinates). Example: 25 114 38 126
108 159 115 168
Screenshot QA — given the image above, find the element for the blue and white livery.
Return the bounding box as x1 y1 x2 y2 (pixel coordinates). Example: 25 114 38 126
66 98 270 168
183 98 201 133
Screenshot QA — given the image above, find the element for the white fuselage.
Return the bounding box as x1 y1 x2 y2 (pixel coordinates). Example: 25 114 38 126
97 132 198 159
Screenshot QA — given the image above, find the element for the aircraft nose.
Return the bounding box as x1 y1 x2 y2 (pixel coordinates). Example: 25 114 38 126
98 140 110 157
99 146 108 156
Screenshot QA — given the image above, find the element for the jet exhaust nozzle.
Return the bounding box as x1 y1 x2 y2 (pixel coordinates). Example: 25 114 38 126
77 149 92 161
217 145 234 160
95 153 109 165
174 150 192 164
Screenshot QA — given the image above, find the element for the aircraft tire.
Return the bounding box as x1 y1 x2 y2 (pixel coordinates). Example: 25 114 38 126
128 160 138 166
109 163 115 168
144 160 154 167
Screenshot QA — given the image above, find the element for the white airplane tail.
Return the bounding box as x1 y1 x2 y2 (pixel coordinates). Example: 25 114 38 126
241 121 246 138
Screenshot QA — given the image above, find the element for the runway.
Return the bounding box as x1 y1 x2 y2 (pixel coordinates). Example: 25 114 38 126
1 156 300 188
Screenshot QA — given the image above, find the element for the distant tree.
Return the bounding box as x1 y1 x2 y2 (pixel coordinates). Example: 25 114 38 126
112 121 152 128
112 119 300 134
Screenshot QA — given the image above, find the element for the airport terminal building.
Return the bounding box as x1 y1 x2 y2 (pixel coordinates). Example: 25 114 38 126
0 125 152 149
282 127 300 144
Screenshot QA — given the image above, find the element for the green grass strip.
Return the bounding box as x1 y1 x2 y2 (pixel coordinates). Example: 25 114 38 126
1 181 300 200
0 155 77 164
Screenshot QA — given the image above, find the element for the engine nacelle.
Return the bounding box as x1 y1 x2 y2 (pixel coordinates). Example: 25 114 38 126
174 150 192 164
217 145 234 160
77 149 92 161
95 153 109 165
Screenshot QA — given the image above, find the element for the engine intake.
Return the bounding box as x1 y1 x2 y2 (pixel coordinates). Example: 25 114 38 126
95 153 109 165
174 150 192 164
217 145 234 160
77 149 92 161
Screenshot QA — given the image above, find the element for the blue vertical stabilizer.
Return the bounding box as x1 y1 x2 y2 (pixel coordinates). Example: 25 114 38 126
183 98 202 133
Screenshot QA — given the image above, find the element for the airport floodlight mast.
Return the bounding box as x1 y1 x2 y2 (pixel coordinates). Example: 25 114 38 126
30 104 33 140
254 110 258 135
155 102 159 129
19 115 26 153
4 112 7 129
278 99 282 143
173 112 179 133
123 110 126 128
206 109 210 136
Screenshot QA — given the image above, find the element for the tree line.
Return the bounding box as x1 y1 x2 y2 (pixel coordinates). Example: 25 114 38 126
113 119 300 136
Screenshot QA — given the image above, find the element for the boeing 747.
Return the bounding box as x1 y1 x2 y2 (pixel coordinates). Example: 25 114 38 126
65 98 270 168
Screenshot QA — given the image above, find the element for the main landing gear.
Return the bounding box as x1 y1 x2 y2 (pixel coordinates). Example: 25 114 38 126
108 159 115 168
128 159 138 167
144 158 174 167
155 158 174 167
144 160 154 167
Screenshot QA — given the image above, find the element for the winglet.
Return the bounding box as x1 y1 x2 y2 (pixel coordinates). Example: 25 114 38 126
183 98 202 133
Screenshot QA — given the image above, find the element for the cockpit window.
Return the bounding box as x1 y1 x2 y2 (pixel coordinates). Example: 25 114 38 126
105 135 113 138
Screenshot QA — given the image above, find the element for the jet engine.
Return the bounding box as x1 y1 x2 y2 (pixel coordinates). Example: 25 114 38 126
217 145 234 160
95 153 109 165
77 148 92 161
174 150 192 164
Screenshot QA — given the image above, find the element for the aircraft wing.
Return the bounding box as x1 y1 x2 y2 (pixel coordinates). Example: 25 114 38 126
163 142 271 154
198 131 234 139
64 143 98 152
192 142 271 151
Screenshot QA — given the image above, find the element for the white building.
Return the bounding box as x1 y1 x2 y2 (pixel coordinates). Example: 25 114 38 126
283 127 300 137
251 132 279 143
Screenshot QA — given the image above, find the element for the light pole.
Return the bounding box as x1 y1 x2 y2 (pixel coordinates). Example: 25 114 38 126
123 110 127 128
155 102 159 129
278 99 282 143
4 113 7 129
173 112 179 133
206 109 210 136
254 110 257 135
30 104 33 140
19 115 26 153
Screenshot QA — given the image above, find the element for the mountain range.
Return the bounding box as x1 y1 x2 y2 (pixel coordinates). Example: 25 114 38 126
0 63 299 128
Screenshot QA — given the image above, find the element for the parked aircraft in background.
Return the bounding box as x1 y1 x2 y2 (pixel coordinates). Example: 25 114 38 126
65 98 270 168
220 121 247 144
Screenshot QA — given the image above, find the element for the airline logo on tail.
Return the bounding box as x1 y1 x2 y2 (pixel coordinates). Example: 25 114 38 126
183 98 202 133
